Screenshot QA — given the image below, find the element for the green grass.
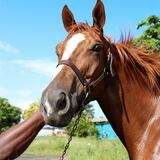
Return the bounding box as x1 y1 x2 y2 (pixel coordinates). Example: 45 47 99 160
26 136 129 160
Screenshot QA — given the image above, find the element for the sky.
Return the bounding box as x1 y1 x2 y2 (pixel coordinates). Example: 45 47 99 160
0 0 159 118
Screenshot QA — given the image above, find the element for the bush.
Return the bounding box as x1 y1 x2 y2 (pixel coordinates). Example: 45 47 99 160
23 102 39 120
134 15 160 52
66 104 98 137
0 98 21 131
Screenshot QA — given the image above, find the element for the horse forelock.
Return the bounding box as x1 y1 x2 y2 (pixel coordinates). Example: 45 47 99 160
68 23 102 36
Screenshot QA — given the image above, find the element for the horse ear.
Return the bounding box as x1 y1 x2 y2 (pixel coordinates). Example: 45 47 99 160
92 0 106 31
62 5 76 32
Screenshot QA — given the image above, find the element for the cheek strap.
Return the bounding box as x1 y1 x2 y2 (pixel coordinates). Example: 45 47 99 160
57 60 89 87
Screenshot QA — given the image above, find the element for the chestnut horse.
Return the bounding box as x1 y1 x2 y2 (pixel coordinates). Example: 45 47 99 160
40 0 160 159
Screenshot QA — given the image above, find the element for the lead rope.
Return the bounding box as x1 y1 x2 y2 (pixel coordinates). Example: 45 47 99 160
59 109 83 160
59 93 89 160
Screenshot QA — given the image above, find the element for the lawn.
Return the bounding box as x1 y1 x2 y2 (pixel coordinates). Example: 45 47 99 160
25 136 129 160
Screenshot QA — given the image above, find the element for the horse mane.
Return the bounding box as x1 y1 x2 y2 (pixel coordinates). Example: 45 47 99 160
111 35 160 93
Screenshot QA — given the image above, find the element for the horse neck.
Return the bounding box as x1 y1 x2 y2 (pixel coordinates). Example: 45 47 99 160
97 68 160 159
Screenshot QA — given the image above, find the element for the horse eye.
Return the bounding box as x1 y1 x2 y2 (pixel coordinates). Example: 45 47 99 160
92 44 103 52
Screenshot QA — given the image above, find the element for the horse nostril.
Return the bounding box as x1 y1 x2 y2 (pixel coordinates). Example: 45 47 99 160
56 92 66 110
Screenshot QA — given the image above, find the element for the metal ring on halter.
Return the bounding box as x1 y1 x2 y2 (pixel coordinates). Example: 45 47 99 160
81 91 90 110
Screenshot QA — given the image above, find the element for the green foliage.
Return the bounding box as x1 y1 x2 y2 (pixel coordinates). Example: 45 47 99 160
0 97 21 131
26 136 129 160
23 102 39 120
26 136 66 156
66 104 98 137
134 15 160 51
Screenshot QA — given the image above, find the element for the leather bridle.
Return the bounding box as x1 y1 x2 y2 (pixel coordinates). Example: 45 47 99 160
57 49 113 100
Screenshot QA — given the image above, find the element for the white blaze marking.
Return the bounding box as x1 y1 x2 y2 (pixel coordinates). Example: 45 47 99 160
45 98 53 117
53 33 85 78
44 33 85 110
61 33 85 60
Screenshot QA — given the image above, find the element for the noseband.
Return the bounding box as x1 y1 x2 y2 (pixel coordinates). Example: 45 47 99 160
57 50 113 98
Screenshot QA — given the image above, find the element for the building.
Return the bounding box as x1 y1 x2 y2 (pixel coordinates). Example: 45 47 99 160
37 125 67 137
93 117 117 140
52 128 67 137
37 125 54 136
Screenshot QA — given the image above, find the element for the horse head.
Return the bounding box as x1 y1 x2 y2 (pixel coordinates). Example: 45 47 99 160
40 0 112 127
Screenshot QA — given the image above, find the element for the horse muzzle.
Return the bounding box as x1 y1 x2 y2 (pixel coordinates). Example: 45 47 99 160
40 89 73 127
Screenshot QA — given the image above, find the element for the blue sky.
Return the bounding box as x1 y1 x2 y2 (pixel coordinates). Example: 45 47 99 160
0 0 159 117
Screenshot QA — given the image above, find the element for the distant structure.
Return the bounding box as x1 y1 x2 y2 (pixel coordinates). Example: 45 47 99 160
52 128 67 137
37 125 54 136
93 117 117 140
37 125 67 137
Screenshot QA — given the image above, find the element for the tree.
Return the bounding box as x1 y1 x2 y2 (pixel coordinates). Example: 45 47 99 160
23 102 39 120
83 103 95 118
134 15 160 51
66 104 98 137
0 98 21 132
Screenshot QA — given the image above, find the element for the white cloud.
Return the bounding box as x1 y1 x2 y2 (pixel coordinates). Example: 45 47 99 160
10 99 35 111
0 41 20 54
17 90 33 98
0 87 10 97
13 59 57 77
0 87 38 111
